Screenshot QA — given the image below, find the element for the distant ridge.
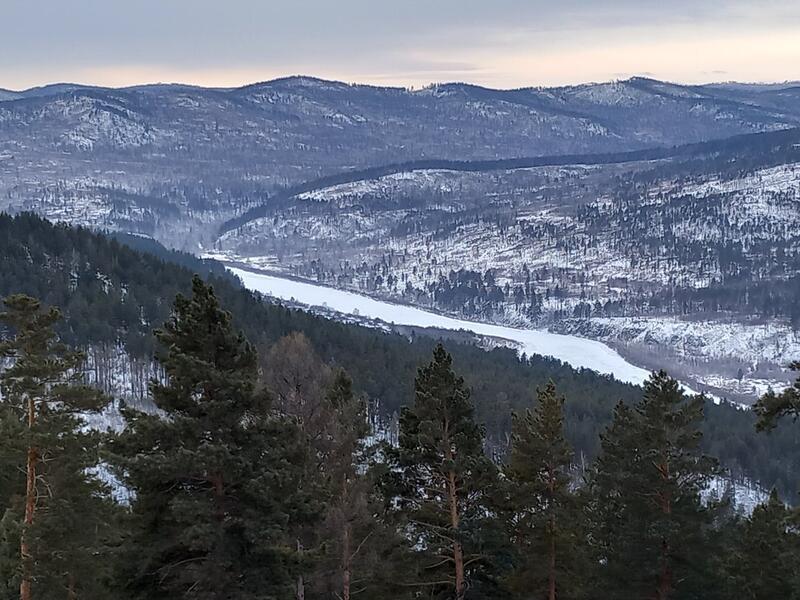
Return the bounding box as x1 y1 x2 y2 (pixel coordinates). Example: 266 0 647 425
2 72 800 254
3 74 800 98
218 126 800 235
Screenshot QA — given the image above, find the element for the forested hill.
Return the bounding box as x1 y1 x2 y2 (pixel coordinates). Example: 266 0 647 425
3 77 800 253
1 212 798 496
220 126 800 234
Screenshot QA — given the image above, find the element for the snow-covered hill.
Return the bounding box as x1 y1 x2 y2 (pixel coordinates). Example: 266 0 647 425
1 76 800 250
2 77 799 401
216 131 800 402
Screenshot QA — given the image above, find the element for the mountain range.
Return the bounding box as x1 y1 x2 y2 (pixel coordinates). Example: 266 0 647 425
2 76 800 247
1 75 799 402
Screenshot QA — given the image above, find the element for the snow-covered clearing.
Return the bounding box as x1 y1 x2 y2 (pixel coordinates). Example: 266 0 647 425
230 266 653 387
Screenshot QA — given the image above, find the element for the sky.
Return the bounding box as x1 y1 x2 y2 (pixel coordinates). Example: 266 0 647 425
2 0 800 90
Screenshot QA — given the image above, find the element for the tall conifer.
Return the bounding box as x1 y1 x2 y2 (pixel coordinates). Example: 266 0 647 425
723 489 800 599
391 344 500 600
754 361 800 431
0 295 111 600
112 276 315 599
506 381 584 600
315 370 385 600
588 371 718 600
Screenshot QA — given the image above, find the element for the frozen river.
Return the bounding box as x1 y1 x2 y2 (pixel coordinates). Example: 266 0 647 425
230 267 652 387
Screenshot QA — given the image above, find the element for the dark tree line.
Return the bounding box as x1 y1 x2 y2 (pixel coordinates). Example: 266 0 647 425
1 282 799 599
1 212 798 497
220 127 800 234
220 127 800 329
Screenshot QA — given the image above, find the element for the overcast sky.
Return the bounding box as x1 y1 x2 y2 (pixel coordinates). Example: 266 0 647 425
2 0 799 90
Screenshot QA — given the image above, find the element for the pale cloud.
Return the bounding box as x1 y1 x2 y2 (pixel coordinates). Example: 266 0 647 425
1 0 798 89
427 25 800 88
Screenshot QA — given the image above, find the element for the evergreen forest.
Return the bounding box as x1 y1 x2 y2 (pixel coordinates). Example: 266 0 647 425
0 212 799 599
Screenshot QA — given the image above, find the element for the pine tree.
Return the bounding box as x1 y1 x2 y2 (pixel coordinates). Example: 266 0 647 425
588 371 718 600
111 276 317 599
0 405 26 600
265 335 415 600
0 294 112 600
390 343 500 600
505 381 584 600
754 361 800 431
723 489 800 600
585 400 639 597
263 332 332 600
315 369 391 600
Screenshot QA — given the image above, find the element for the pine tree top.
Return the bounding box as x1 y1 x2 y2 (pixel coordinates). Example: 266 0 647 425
150 275 266 419
0 293 107 416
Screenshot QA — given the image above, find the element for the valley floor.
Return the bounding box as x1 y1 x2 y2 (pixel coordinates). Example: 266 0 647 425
221 259 795 405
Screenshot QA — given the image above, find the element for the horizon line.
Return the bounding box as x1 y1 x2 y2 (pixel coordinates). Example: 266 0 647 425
3 73 800 95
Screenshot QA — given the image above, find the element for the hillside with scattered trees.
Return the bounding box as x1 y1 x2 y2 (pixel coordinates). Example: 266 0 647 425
1 273 799 599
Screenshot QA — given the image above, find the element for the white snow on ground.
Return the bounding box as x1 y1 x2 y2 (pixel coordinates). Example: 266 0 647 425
682 162 800 197
704 476 770 516
297 170 458 202
554 316 798 398
558 316 800 366
230 267 653 387
88 463 134 506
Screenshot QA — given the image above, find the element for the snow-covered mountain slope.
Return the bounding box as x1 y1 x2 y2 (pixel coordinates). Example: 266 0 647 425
3 77 799 401
216 131 800 402
552 317 797 403
1 76 799 250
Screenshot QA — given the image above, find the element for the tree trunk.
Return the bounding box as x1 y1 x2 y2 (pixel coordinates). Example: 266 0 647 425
547 469 557 600
296 539 305 600
20 396 37 600
211 473 225 521
656 460 672 600
548 518 556 600
657 541 671 600
342 524 351 600
443 414 465 600
448 470 465 600
453 539 465 600
67 573 77 600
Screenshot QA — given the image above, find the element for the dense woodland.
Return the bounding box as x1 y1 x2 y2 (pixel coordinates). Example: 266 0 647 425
0 275 799 599
2 79 800 599
1 213 799 496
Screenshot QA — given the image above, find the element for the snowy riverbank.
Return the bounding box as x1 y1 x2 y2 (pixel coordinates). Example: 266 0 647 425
229 266 653 387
